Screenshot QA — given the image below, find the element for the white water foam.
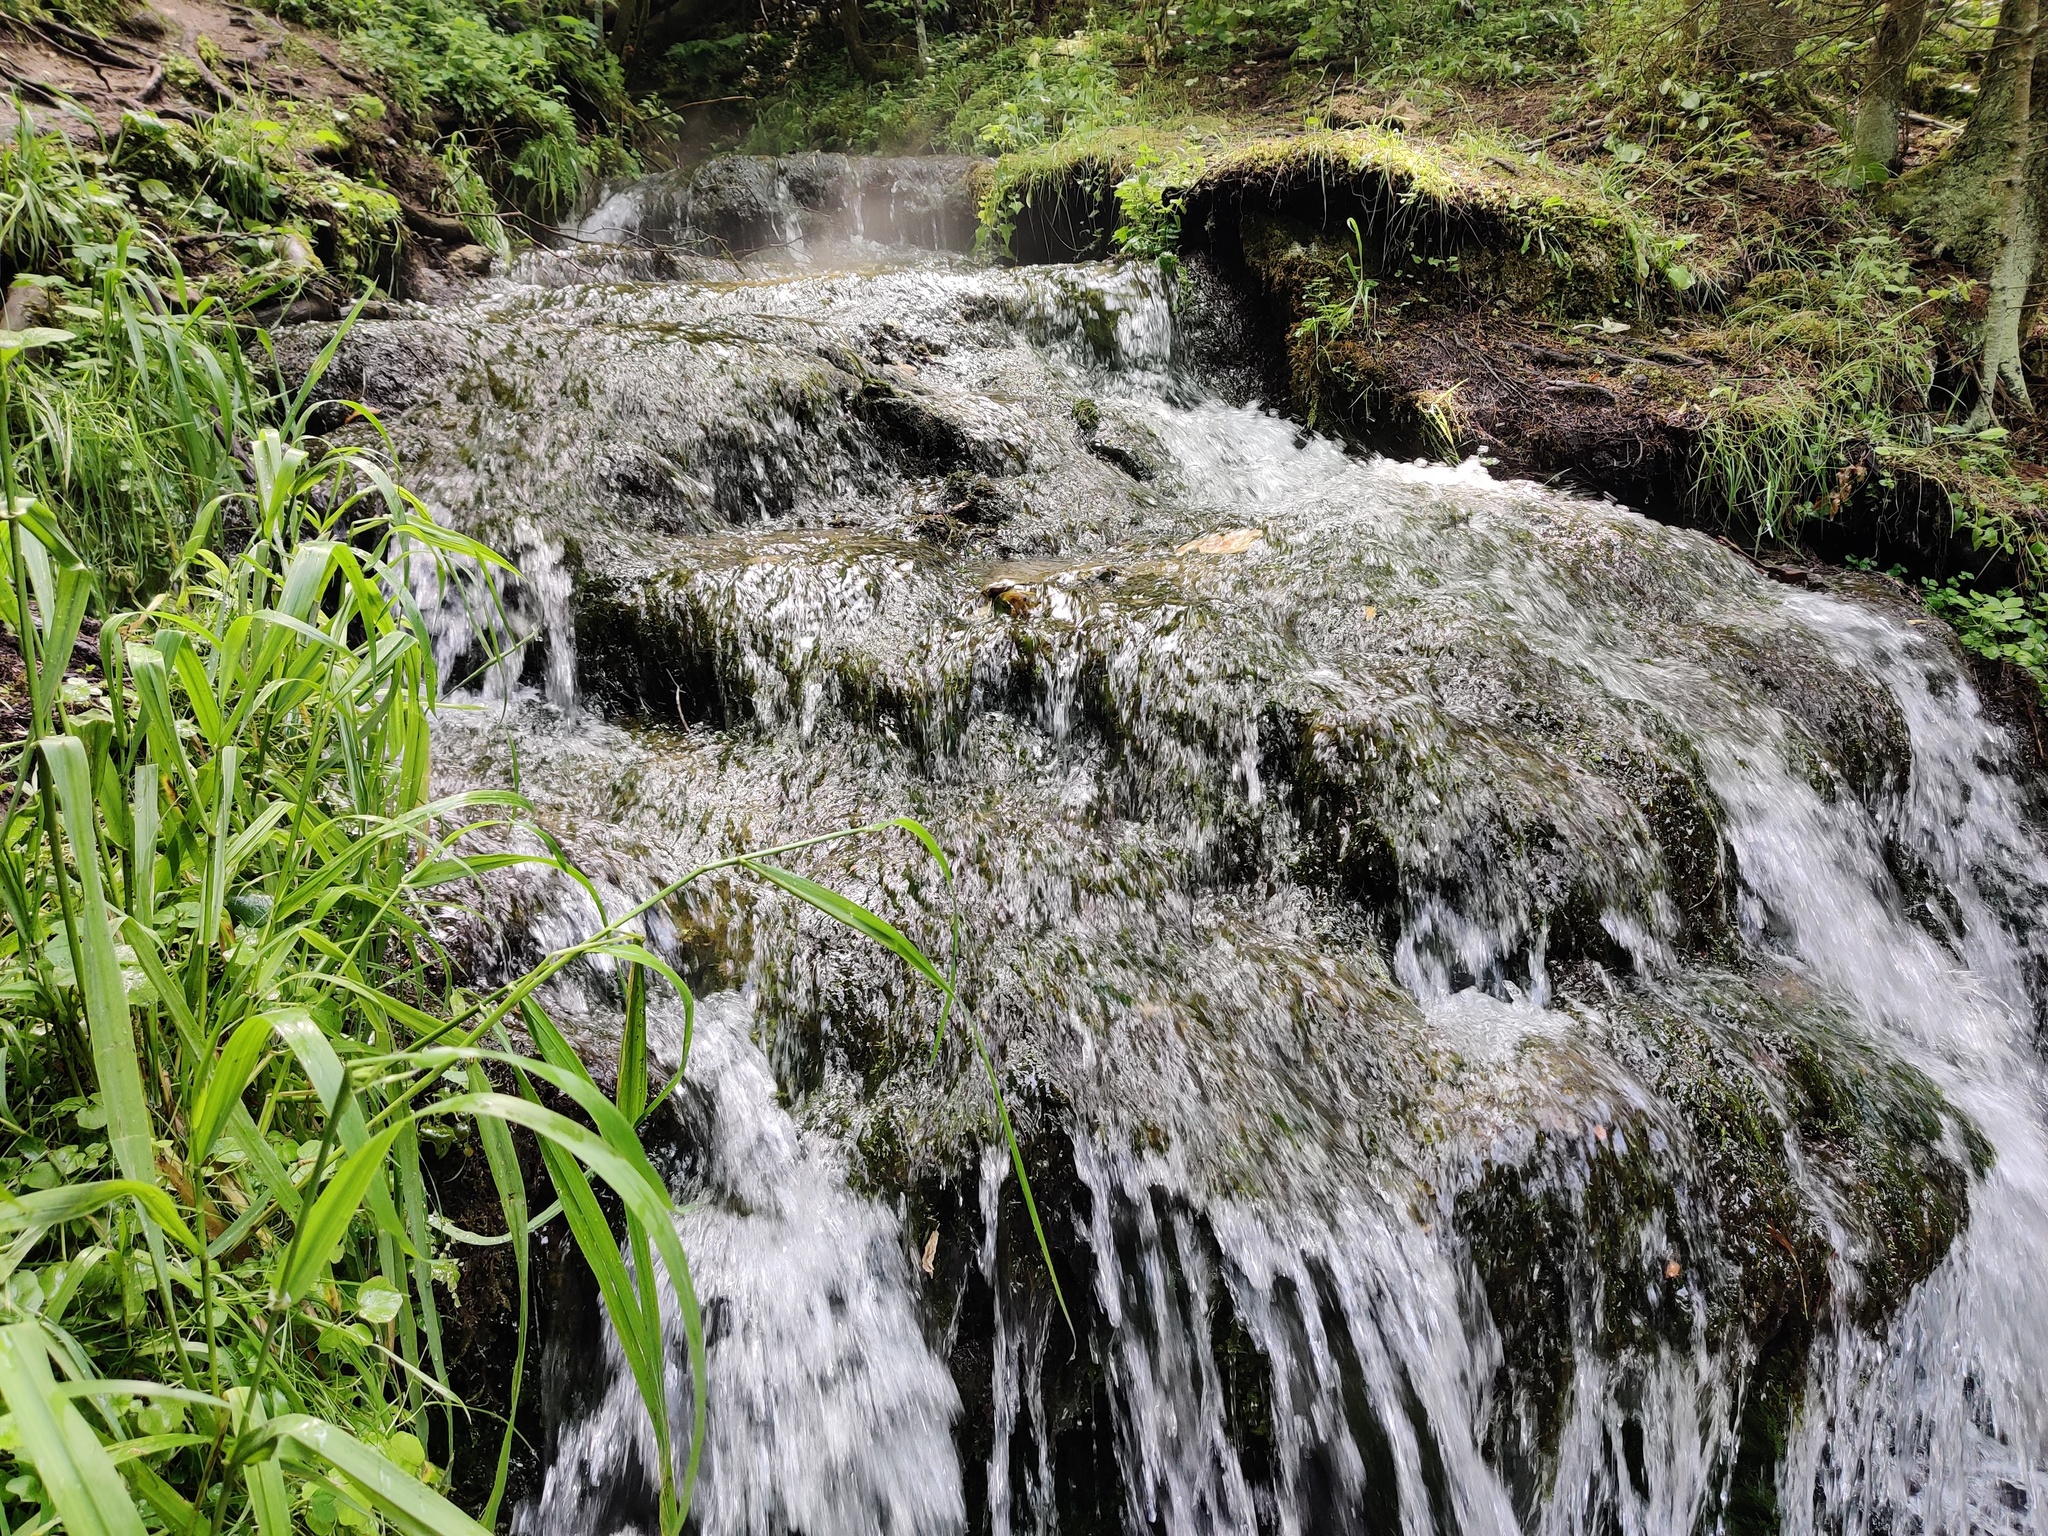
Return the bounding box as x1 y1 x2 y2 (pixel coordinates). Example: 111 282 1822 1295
517 993 964 1536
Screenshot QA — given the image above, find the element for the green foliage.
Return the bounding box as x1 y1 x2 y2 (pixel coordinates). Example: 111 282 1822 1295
971 39 1129 151
1700 235 1952 538
1588 73 1769 208
0 115 144 274
0 0 135 35
1342 0 1588 79
0 108 402 598
0 121 255 599
1293 215 1377 356
0 329 989 1536
682 0 1594 156
439 136 513 258
0 382 670 1534
262 0 624 207
1112 142 1195 259
1924 577 2048 696
507 113 590 215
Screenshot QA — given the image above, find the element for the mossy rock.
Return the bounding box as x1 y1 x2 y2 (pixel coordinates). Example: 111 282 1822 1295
110 110 205 184
1455 964 1981 1522
1190 130 1644 318
975 127 1646 318
284 171 403 288
969 142 1129 263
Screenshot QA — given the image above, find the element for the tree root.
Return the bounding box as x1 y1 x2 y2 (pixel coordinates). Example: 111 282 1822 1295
193 57 238 102
402 203 475 244
0 55 66 105
33 16 147 68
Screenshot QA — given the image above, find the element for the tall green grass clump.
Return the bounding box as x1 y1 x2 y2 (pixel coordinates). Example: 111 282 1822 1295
0 289 990 1532
0 111 309 602
1698 233 1946 540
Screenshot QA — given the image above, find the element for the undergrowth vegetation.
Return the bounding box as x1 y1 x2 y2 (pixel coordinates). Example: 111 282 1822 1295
0 112 285 601
266 0 635 213
0 275 1000 1536
1925 577 2048 682
0 97 1051 1536
0 299 709 1533
1698 234 1952 535
7 0 640 218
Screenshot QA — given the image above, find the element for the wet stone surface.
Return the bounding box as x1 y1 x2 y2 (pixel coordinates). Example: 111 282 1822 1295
311 234 2048 1536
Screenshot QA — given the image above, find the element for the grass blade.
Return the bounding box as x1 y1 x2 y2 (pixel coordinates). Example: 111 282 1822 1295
0 1180 200 1257
466 1063 529 1529
434 1089 707 1531
619 959 648 1123
189 1013 273 1164
276 1119 406 1307
263 1414 491 1536
0 1322 148 1536
741 858 949 992
38 738 155 1195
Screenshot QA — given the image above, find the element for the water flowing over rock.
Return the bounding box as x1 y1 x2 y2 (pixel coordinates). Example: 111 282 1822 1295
332 170 2048 1535
571 154 979 257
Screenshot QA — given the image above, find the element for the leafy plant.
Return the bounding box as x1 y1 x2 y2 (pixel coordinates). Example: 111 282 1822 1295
0 307 1003 1535
1924 576 2048 695
439 135 513 259
506 111 590 216
0 112 112 274
267 0 622 204
1112 141 1196 261
973 42 1128 152
1293 216 1378 358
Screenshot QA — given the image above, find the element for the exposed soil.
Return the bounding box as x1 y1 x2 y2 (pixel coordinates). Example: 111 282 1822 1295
2 0 500 297
0 631 29 747
0 620 101 767
2 0 360 130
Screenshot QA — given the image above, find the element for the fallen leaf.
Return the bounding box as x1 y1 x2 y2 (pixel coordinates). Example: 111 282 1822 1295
1176 527 1265 556
1363 605 1377 621
921 1228 938 1277
1665 1260 1683 1280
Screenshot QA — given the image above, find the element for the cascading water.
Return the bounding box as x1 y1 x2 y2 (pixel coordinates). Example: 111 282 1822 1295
325 178 2048 1534
519 992 965 1536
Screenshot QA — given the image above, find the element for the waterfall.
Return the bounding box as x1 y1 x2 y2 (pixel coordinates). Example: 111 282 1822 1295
516 993 965 1536
361 192 2048 1535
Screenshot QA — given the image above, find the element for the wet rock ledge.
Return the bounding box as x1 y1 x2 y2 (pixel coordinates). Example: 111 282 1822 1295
568 137 2011 601
284 162 2042 1534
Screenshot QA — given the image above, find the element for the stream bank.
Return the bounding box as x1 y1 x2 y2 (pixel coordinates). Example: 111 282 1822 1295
985 133 2013 586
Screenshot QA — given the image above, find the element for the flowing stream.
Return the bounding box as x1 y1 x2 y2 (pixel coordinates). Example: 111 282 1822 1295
326 160 2048 1534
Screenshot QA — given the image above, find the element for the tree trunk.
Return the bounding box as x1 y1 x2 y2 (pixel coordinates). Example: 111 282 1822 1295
1893 0 2048 265
839 0 880 79
1894 0 2048 407
1851 0 1934 177
609 0 646 59
1973 0 2042 424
